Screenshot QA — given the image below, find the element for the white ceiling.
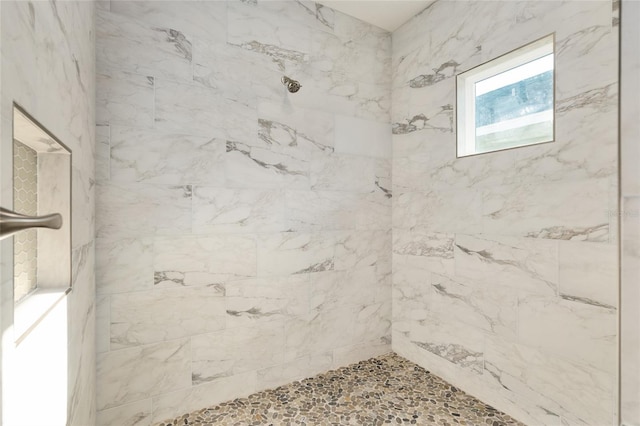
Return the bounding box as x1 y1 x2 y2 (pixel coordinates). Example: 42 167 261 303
317 0 432 32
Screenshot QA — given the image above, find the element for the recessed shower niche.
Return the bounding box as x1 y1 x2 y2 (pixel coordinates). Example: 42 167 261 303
8 105 71 340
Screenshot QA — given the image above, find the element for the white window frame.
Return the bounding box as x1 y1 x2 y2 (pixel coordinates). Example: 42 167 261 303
456 34 556 158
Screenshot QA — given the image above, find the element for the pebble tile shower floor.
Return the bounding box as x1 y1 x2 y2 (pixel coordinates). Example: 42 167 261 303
156 353 524 426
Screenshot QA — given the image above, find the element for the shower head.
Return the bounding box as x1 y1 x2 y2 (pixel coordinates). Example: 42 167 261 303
282 76 302 93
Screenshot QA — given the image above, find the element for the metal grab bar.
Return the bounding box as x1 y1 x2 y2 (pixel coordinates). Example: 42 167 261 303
0 207 62 240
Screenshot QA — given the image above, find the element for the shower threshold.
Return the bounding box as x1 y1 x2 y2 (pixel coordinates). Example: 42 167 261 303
155 353 524 426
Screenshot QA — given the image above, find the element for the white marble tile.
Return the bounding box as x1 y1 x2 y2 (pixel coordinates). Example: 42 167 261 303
257 101 335 154
309 267 377 311
518 295 617 375
96 295 110 354
334 230 390 273
454 234 558 296
110 286 226 349
96 182 192 239
193 187 285 234
284 190 357 231
353 301 392 343
191 322 285 384
225 140 310 190
621 196 640 425
154 79 256 142
96 236 153 295
225 275 310 327
71 165 96 250
484 334 614 426
97 10 193 82
393 316 484 374
310 152 375 192
284 305 357 361
429 273 518 338
258 0 335 33
96 338 191 411
110 126 226 186
151 372 258 425
97 398 152 426
310 29 391 87
192 39 283 102
109 0 227 44
393 189 483 234
355 191 392 231
558 241 618 309
257 352 333 391
392 265 431 322
257 232 335 277
227 1 311 71
392 229 455 275
96 68 154 127
96 124 110 182
332 338 391 369
153 234 257 287
333 115 391 159
482 178 610 241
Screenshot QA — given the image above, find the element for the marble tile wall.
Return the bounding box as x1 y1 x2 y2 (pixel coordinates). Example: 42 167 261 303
0 1 96 424
391 1 619 425
621 0 640 424
95 1 392 424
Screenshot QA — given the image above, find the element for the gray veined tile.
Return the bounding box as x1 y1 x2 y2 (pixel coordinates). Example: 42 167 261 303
429 273 518 338
192 39 284 102
284 190 357 232
97 10 193 82
193 187 286 234
150 372 258 425
97 399 152 426
392 229 455 275
393 189 483 234
96 338 191 411
96 182 192 239
484 334 615 425
96 68 154 128
96 236 154 295
95 124 110 182
110 286 226 348
109 126 226 186
257 101 335 154
191 323 285 385
392 265 431 323
394 315 484 374
482 178 610 242
309 267 378 311
310 152 376 193
257 232 335 277
258 0 335 33
454 234 558 296
558 241 618 309
518 295 617 375
225 275 311 328
153 234 257 287
109 0 227 44
154 79 257 143
227 1 311 71
225 141 310 190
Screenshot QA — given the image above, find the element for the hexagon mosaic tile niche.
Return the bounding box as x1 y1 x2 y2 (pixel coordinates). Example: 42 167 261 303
13 139 38 303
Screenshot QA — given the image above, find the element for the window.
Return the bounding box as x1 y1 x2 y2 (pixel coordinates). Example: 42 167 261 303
456 34 555 157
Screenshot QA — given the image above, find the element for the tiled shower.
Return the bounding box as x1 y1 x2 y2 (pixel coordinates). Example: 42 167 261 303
0 0 638 425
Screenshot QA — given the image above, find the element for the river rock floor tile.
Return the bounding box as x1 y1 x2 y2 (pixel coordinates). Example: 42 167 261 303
156 353 525 426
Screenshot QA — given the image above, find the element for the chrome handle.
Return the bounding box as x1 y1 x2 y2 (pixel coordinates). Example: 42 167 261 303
0 207 62 240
